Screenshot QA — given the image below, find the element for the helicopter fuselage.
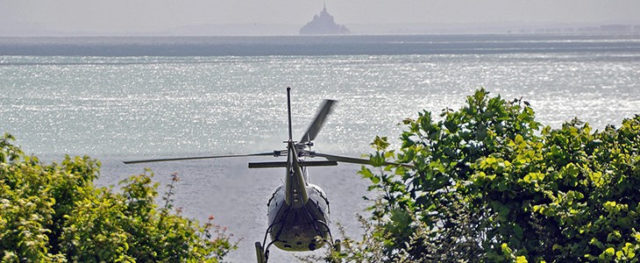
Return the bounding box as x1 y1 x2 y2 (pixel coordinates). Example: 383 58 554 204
260 140 332 252
266 182 330 251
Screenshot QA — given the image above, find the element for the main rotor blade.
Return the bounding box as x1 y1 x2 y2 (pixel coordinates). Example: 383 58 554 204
299 99 337 144
123 152 278 164
312 152 414 168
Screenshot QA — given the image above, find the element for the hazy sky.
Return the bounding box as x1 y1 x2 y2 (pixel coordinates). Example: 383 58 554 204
1 0 639 35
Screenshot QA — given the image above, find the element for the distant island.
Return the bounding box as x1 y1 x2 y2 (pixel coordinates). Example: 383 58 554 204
299 4 350 35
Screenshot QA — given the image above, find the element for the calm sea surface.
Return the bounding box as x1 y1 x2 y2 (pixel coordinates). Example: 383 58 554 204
1 35 640 261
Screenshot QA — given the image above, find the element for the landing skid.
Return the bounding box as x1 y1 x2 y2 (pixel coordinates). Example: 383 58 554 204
255 242 268 263
333 239 341 252
255 239 275 263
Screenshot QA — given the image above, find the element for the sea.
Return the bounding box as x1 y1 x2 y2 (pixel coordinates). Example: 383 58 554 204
1 34 639 262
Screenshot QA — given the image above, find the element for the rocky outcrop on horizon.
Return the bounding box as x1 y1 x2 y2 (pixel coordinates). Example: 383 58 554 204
299 5 350 35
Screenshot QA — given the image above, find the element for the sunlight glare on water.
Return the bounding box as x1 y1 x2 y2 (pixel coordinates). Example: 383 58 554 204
2 53 639 157
1 36 640 261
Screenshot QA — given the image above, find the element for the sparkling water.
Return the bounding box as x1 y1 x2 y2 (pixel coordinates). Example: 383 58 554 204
1 35 639 261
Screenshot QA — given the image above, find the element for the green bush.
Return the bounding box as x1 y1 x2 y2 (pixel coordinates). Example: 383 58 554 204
0 134 235 262
323 89 640 262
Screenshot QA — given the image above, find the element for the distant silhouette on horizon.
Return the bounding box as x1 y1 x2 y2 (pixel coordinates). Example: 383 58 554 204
299 4 350 35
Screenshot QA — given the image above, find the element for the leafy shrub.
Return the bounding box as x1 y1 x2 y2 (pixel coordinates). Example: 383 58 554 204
323 89 640 262
0 134 235 262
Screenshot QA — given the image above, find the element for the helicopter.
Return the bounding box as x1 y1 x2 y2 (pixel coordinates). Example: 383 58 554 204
123 87 409 263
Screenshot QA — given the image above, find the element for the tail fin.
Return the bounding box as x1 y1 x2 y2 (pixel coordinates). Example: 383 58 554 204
287 87 293 141
285 141 308 208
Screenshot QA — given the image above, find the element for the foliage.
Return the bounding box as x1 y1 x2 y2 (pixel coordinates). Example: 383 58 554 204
323 89 640 262
0 134 235 262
